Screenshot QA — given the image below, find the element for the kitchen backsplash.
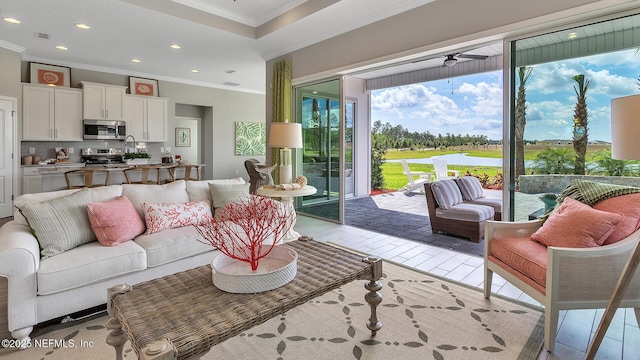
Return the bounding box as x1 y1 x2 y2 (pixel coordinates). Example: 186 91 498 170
21 141 165 163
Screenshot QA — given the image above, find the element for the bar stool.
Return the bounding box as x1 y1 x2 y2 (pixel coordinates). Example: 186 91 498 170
123 166 162 185
167 165 200 182
65 169 110 189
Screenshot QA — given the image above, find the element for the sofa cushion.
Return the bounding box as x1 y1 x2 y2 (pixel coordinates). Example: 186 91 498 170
134 226 214 267
593 193 640 245
142 200 213 234
37 240 147 295
209 183 250 209
87 196 146 246
466 197 502 215
435 203 494 221
186 178 246 202
123 180 189 218
13 189 79 226
531 197 622 247
430 180 463 210
489 236 548 290
18 189 97 259
455 176 484 201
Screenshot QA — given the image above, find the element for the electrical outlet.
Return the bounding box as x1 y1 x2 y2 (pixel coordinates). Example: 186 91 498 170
160 147 165 153
68 147 74 154
29 147 35 154
235 170 239 175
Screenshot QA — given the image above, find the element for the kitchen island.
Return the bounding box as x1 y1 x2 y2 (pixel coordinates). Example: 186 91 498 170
21 163 205 194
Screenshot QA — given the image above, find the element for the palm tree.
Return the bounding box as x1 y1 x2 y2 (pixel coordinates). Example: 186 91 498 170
515 66 533 179
532 147 575 174
572 74 591 175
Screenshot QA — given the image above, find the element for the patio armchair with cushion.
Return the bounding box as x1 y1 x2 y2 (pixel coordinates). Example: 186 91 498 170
484 184 640 352
424 180 495 242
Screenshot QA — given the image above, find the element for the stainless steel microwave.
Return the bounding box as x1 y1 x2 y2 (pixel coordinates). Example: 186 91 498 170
83 120 126 140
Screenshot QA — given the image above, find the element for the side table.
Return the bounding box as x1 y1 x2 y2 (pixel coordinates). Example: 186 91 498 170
256 185 317 242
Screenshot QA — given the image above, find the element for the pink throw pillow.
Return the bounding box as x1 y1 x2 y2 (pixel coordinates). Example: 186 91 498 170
142 200 213 235
531 197 622 248
87 196 146 246
593 193 640 245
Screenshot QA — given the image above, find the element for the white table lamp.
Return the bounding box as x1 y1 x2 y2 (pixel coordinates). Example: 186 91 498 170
611 94 640 160
268 121 303 185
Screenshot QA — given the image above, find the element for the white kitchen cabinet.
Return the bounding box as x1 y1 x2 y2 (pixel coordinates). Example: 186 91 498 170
22 84 83 141
81 81 126 121
125 95 167 142
22 167 43 194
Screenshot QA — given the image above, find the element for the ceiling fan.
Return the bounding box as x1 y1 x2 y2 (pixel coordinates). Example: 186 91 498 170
442 53 488 67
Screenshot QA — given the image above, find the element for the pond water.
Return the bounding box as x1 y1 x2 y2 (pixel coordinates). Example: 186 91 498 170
387 153 503 167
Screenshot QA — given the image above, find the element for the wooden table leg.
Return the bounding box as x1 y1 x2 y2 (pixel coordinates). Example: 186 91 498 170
584 240 640 360
140 339 176 360
106 284 132 360
362 256 383 336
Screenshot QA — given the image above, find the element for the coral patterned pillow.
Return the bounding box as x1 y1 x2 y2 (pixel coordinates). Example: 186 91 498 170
142 200 213 235
87 196 146 246
531 197 622 248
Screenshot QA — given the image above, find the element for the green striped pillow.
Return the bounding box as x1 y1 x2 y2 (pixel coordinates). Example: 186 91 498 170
18 189 97 259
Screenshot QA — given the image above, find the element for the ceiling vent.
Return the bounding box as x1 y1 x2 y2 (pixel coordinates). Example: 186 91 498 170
223 81 240 86
34 32 50 40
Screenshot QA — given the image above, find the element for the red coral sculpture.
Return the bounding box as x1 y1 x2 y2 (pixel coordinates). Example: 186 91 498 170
196 195 294 271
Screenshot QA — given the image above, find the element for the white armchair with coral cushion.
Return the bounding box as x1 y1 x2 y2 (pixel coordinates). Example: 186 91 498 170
484 193 640 352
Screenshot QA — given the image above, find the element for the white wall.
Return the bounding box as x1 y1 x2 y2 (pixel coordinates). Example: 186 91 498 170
173 117 199 164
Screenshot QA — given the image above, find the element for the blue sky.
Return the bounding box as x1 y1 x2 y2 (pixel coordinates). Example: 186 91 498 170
371 48 639 142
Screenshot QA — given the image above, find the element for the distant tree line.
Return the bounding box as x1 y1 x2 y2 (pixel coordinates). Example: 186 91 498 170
371 120 500 150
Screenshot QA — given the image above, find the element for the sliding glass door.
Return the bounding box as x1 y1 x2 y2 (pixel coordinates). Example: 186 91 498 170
294 79 342 222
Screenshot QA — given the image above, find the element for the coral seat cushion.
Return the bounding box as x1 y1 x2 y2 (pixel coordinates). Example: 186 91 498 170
87 196 146 246
531 197 622 247
490 236 548 289
593 193 640 245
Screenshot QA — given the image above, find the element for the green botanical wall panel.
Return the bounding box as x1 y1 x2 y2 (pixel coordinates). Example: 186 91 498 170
235 122 266 155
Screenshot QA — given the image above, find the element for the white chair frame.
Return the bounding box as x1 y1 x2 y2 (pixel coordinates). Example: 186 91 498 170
484 219 640 352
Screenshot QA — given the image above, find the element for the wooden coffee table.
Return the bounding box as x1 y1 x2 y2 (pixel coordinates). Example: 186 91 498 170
106 239 383 360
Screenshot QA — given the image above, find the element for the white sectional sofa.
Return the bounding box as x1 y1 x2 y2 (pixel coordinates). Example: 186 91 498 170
0 178 248 343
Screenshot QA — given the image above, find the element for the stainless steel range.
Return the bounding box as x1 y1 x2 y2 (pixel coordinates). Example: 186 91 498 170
81 148 125 164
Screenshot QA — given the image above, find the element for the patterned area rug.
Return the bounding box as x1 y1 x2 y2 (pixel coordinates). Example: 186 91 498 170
1 262 543 360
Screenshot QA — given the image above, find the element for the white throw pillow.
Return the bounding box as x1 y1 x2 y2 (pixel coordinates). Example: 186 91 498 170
123 180 189 218
186 178 246 202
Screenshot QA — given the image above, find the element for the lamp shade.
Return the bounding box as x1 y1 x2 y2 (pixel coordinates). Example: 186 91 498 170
268 122 303 148
611 94 640 160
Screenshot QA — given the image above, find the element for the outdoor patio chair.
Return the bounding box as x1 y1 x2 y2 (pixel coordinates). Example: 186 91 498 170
399 159 431 193
432 157 459 181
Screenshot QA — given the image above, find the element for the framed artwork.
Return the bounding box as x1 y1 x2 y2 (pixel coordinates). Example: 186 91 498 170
176 128 191 147
235 122 266 155
129 76 159 96
30 63 70 87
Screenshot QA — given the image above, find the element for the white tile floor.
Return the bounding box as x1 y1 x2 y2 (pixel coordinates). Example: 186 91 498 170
294 215 640 360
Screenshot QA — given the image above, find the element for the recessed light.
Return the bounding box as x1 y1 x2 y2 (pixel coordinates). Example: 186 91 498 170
568 32 578 39
56 45 68 50
224 69 236 74
75 23 90 30
191 69 199 73
131 59 141 63
3 17 21 24
170 44 181 49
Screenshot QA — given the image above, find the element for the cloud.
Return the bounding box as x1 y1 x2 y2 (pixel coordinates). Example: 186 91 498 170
458 81 502 116
371 84 456 111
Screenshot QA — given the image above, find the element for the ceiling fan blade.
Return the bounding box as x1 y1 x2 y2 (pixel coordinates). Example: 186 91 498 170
457 54 488 60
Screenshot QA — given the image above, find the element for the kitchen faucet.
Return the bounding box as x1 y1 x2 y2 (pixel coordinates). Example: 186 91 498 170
124 135 136 153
